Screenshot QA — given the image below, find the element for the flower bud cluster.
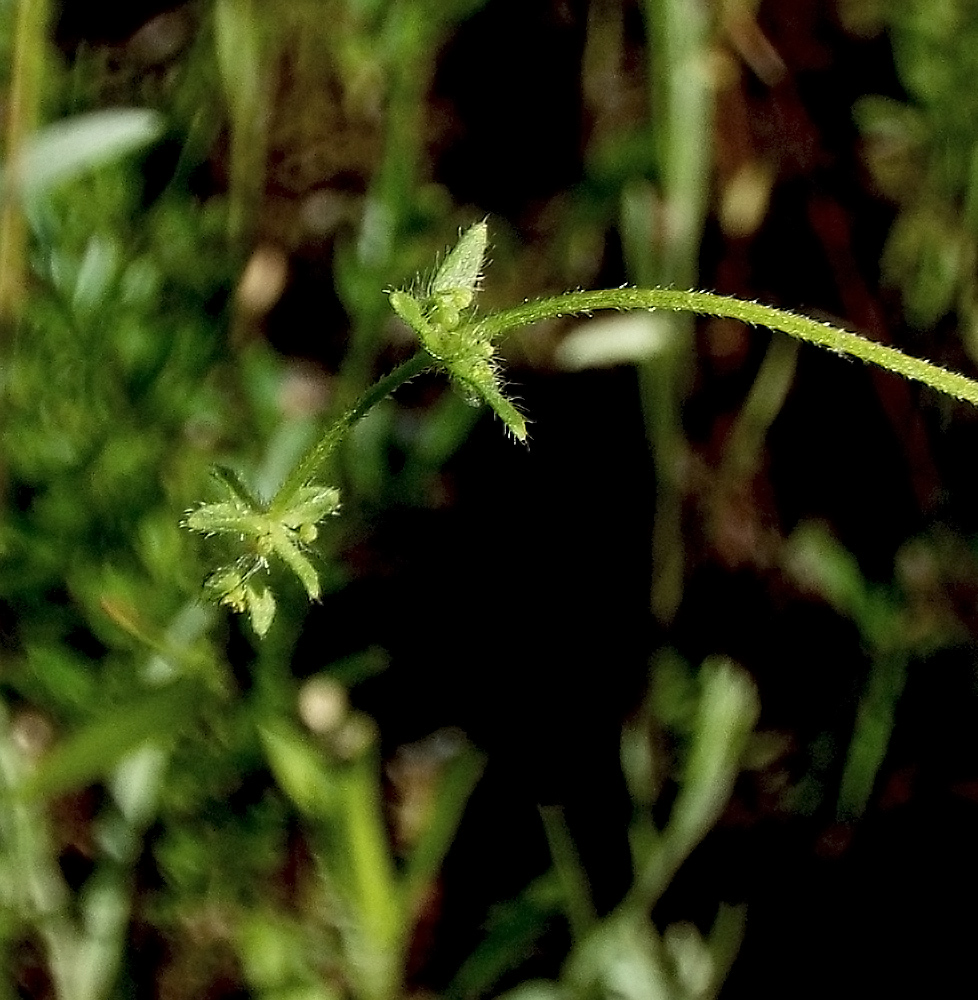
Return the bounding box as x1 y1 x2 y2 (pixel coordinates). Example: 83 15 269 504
184 477 340 636
389 221 527 441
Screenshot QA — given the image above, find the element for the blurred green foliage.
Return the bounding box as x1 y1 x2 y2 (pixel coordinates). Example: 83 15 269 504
0 1 499 996
855 0 978 350
0 0 766 992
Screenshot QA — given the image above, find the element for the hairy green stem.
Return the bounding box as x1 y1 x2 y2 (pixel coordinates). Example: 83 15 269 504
269 350 431 513
275 284 978 518
479 289 978 405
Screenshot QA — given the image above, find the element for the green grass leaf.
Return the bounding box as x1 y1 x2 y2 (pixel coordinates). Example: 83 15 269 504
23 678 206 799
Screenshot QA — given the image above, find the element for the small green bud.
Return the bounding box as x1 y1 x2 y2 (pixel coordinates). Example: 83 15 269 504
201 563 277 635
204 565 248 610
429 298 461 331
438 287 475 311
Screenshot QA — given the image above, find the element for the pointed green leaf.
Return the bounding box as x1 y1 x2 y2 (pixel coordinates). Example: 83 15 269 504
245 582 277 637
430 221 488 300
259 721 336 819
10 109 163 198
389 290 428 334
403 746 484 914
212 465 265 510
270 525 320 600
183 500 251 534
476 376 528 442
279 486 341 529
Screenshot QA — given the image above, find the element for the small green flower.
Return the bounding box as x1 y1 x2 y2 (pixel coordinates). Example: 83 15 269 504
183 470 340 636
389 221 527 441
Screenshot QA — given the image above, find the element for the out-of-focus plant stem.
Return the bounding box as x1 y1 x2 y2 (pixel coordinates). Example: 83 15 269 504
637 0 714 624
0 0 49 325
339 751 402 1000
214 0 272 247
0 707 77 1000
718 333 799 484
342 5 434 399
